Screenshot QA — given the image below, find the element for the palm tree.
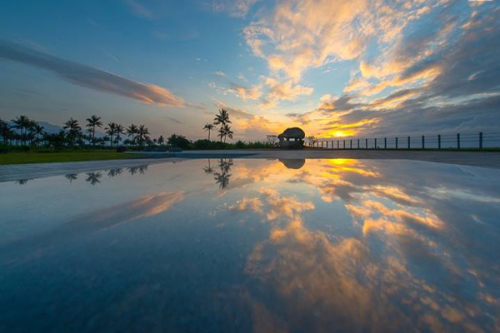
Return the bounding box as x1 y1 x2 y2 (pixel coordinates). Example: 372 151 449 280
115 124 124 146
32 123 45 145
222 124 233 143
0 119 12 144
63 118 82 146
218 126 225 142
203 123 215 141
26 120 37 145
105 122 117 147
137 125 149 147
126 124 138 146
214 109 231 126
12 115 31 145
86 115 102 147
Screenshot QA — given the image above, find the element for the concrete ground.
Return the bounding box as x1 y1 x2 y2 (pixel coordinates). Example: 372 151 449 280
1 150 499 182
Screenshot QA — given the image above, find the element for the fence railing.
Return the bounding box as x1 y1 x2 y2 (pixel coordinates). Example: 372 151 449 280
305 132 500 150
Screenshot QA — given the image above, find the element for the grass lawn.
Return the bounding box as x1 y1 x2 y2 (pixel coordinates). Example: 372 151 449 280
0 150 141 165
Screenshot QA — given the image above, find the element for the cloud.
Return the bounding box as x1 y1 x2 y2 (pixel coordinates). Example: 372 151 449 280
243 0 433 82
0 40 184 107
230 83 263 101
206 0 262 17
319 95 361 113
213 100 255 120
260 78 313 108
124 0 155 19
212 71 226 77
166 117 183 124
289 3 500 138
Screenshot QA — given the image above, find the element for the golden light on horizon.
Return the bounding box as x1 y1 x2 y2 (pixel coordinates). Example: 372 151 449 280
329 129 357 138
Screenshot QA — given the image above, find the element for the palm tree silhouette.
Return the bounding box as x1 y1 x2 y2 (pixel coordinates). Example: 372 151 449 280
214 172 231 189
127 165 148 175
115 124 124 146
12 115 31 145
126 124 138 146
218 158 233 173
222 124 233 143
105 122 118 147
86 115 102 146
214 109 231 126
64 118 82 146
0 119 12 144
212 158 232 189
32 123 45 145
107 168 123 177
65 173 78 183
203 123 215 141
85 172 102 185
203 159 214 174
137 125 150 147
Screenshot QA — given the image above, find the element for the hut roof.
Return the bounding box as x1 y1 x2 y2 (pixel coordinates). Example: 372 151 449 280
278 127 305 139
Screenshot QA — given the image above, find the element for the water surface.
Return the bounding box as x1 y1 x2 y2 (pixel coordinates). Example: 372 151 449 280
1 159 499 333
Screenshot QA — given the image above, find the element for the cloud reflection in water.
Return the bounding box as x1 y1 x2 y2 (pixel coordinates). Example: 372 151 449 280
0 158 499 332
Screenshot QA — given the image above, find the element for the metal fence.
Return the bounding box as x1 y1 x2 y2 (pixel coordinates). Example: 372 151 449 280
305 132 500 150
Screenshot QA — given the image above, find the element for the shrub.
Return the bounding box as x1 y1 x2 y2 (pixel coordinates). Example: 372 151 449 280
167 134 191 150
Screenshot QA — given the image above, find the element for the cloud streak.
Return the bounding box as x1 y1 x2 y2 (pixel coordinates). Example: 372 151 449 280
0 40 184 107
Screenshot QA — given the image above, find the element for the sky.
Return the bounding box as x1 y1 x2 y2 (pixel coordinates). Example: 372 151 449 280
0 0 499 141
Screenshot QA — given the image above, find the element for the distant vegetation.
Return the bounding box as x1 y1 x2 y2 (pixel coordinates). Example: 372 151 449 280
0 109 274 156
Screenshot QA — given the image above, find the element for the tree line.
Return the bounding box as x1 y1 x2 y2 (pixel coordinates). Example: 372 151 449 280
1 108 273 151
0 115 165 149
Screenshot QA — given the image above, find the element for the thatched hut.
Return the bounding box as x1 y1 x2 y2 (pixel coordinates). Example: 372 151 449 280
278 127 305 149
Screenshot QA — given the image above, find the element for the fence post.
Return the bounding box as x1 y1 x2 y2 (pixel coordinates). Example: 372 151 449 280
479 132 483 150
384 138 387 149
350 139 353 149
396 137 398 149
357 139 360 149
375 138 377 149
408 136 411 150
438 135 441 150
457 133 460 150
337 141 339 149
366 138 368 149
422 135 425 150
343 140 346 150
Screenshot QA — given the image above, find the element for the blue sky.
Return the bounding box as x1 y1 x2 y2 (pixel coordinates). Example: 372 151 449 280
0 0 499 140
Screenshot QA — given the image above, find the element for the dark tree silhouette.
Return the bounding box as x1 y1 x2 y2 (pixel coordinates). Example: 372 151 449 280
85 172 102 185
65 173 78 183
86 115 102 146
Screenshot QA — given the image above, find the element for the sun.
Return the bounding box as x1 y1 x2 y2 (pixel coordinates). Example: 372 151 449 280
327 130 356 138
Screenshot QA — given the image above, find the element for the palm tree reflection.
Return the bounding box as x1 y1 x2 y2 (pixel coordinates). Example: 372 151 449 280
128 165 148 175
203 159 214 174
107 168 123 177
85 172 102 185
207 158 233 189
64 173 78 183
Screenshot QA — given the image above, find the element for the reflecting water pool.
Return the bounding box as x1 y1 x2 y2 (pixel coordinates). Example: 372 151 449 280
1 159 500 333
